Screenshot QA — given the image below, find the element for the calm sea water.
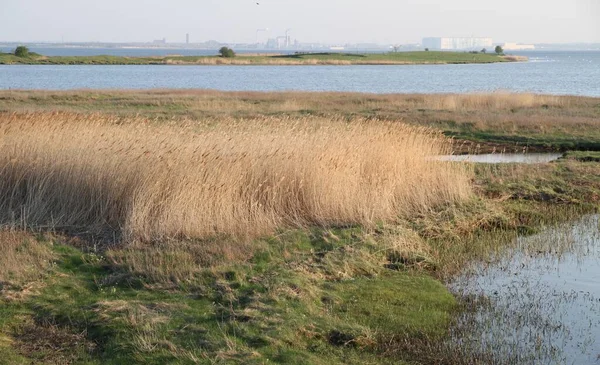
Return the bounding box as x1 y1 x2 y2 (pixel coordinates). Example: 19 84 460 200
0 51 598 95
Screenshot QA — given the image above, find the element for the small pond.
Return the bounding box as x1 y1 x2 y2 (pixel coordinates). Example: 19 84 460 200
437 153 563 164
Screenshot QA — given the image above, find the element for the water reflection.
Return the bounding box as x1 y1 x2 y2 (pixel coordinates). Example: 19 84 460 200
450 215 600 364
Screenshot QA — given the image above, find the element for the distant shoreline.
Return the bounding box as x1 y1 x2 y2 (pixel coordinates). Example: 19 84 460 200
0 51 525 66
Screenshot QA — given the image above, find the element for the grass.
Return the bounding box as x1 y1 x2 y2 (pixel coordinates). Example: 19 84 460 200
0 228 457 364
2 92 600 364
0 231 55 290
0 112 471 242
1 90 598 152
563 151 600 162
2 157 599 364
0 51 514 65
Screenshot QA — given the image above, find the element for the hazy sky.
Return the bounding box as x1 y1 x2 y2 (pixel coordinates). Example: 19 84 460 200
2 0 599 44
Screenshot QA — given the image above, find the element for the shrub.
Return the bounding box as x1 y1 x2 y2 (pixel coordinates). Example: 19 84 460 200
218 46 236 58
14 45 30 57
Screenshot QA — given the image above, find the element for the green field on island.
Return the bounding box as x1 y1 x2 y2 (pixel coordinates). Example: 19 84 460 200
0 50 521 65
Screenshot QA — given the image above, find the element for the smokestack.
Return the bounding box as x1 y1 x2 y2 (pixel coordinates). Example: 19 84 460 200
186 33 190 44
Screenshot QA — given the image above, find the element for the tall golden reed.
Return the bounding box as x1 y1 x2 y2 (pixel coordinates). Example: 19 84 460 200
0 112 471 242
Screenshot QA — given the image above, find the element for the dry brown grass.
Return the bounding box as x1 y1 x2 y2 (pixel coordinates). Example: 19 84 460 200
0 230 54 287
4 90 596 144
105 239 257 283
404 93 570 111
0 112 471 243
1 90 584 111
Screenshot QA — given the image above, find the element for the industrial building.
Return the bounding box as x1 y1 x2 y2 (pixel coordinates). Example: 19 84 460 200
502 42 535 50
422 37 493 50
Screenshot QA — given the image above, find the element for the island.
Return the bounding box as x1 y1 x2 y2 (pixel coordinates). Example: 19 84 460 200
0 50 526 65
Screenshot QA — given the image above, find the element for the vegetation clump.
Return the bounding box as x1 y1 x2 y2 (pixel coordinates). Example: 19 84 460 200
14 45 29 57
218 46 236 58
0 112 471 242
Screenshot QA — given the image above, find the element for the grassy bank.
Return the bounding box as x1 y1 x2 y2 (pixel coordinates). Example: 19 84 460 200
1 90 599 152
1 93 600 364
0 51 516 65
2 153 599 364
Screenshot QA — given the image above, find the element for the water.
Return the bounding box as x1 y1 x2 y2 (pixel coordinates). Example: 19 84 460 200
438 153 563 164
0 51 599 96
450 215 600 364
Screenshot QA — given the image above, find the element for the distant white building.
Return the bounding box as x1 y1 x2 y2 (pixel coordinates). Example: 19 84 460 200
502 43 535 51
422 37 493 50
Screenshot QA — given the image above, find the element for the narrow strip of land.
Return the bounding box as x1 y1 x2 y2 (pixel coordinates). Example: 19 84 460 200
1 90 596 152
0 51 523 65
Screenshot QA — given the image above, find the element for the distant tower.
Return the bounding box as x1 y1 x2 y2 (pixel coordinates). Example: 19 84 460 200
285 29 292 48
186 33 190 44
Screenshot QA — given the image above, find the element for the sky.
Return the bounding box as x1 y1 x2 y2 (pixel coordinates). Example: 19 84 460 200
2 0 599 44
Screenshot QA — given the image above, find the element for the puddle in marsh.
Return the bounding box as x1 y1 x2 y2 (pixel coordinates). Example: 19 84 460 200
448 215 600 364
438 153 563 164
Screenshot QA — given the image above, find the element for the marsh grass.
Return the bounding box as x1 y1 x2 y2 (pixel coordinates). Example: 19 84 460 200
2 93 600 364
0 112 471 243
0 147 599 364
0 228 462 364
3 90 598 152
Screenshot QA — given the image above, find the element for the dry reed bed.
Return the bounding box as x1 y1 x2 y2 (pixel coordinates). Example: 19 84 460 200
127 91 577 111
0 112 471 242
408 93 570 110
2 90 593 117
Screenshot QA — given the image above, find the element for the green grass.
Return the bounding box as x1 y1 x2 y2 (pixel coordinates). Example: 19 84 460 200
563 151 600 162
0 52 166 65
269 51 509 64
444 130 600 152
0 51 511 65
0 227 456 364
